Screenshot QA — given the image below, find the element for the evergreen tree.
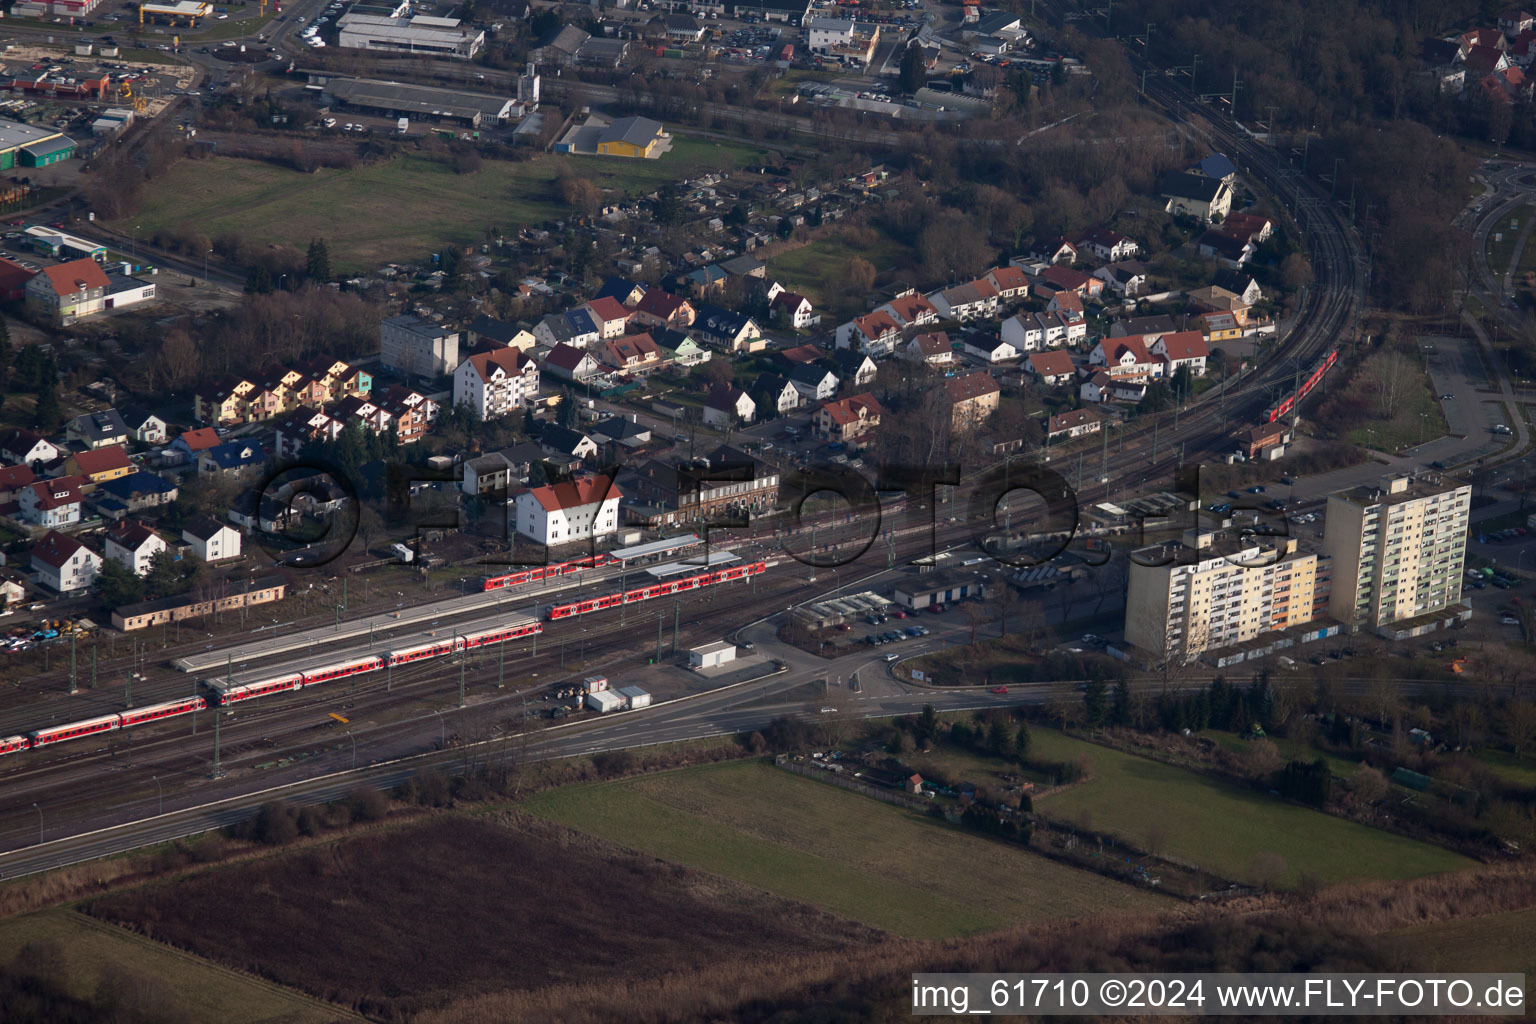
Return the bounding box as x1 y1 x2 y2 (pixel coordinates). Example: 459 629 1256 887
93 558 145 608
986 716 1012 757
1013 722 1032 764
1111 679 1133 727
0 315 11 382
306 239 331 283
245 264 274 294
32 379 60 431
916 704 939 746
1083 679 1107 728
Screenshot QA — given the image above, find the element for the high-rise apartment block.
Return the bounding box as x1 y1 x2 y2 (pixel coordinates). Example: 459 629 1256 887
1322 474 1471 637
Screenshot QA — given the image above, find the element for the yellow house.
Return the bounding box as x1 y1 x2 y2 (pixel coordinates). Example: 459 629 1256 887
66 444 135 485
194 376 256 425
596 116 665 158
1200 311 1243 345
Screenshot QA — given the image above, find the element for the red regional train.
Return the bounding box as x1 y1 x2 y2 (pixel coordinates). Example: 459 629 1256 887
546 561 768 620
1263 348 1338 423
480 554 618 592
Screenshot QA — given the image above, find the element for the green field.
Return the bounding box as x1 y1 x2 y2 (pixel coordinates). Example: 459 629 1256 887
526 760 1169 939
113 139 776 272
0 908 347 1023
1479 748 1536 789
770 231 913 317
1486 205 1535 276
1385 905 1536 999
1026 729 1472 886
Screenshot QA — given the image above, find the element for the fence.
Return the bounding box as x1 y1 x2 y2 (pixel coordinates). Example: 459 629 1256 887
776 757 933 812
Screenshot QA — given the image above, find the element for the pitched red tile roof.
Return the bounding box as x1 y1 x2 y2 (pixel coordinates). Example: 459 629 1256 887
26 475 84 510
465 347 534 382
178 427 221 452
853 311 899 339
107 519 160 550
1028 351 1076 377
71 445 132 477
584 295 632 323
987 265 1030 291
1103 337 1155 365
1048 408 1102 433
633 289 688 319
944 372 1001 403
31 529 91 568
1157 330 1210 362
40 258 109 297
912 331 951 356
884 293 938 323
523 474 620 512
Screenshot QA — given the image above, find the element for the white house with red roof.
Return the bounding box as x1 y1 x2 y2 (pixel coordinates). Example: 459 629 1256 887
1151 331 1210 376
19 475 85 528
542 342 602 382
928 278 999 321
26 258 112 325
877 292 940 328
835 310 902 357
581 296 633 339
814 393 885 443
1069 227 1140 263
513 474 622 545
900 331 954 365
0 429 59 468
771 291 819 329
105 520 167 576
454 347 540 419
629 289 695 329
1026 350 1077 386
1089 337 1163 379
30 530 100 593
984 265 1031 300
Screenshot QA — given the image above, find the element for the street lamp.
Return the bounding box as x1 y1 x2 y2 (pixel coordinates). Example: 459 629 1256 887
32 802 42 846
205 248 212 282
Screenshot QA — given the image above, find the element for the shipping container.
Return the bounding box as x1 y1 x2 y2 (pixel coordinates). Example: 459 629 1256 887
617 685 651 710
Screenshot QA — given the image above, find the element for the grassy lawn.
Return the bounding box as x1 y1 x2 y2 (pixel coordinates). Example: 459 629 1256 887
1479 748 1536 789
191 8 278 41
1199 730 1360 780
1384 905 1536 997
1027 729 1474 887
526 760 1169 939
110 138 775 273
1486 205 1534 275
0 908 343 1023
1347 366 1448 453
770 231 913 318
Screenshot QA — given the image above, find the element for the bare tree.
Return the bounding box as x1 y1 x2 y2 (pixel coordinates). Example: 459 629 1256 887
1251 851 1289 890
961 601 986 646
1349 763 1389 804
1502 699 1536 756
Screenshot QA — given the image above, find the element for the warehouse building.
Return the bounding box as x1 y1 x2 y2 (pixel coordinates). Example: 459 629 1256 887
337 13 486 59
891 571 987 611
0 121 77 171
325 78 522 127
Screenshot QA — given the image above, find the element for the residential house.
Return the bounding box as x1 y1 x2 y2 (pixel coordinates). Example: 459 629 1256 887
461 452 514 498
963 335 1019 363
542 342 602 382
1069 226 1140 263
454 347 540 419
902 331 954 365
1221 212 1273 246
18 476 84 527
119 405 168 445
92 471 177 517
653 328 712 366
194 376 256 425
771 291 818 329
582 296 633 340
1465 42 1512 77
1200 311 1243 347
0 576 25 610
630 289 696 329
788 363 840 402
466 313 538 352
778 343 824 366
617 447 779 528
0 464 35 503
878 291 940 328
1160 171 1234 223
750 373 802 415
1197 229 1254 269
513 474 622 545
720 254 767 280
539 424 599 461
1500 8 1534 36
929 279 999 321
703 385 756 427
183 516 242 562
590 416 653 451
30 530 100 593
945 372 1001 431
814 393 884 443
1093 261 1149 298
1048 290 1085 319
227 491 298 533
1152 331 1210 376
1037 264 1103 299
835 311 902 357
1089 337 1163 379
64 444 134 486
333 395 392 436
1025 350 1077 386
1081 370 1146 404
692 304 762 352
169 427 221 461
26 258 111 324
593 276 646 307
598 332 665 374
274 406 344 460
66 409 130 450
1110 314 1187 340
681 264 728 297
198 441 265 478
377 386 440 445
1188 152 1238 185
1213 270 1264 305
829 349 878 387
1045 407 1103 441
1187 285 1251 324
104 519 167 576
1031 238 1078 264
1 429 59 469
984 264 1031 301
534 310 600 349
